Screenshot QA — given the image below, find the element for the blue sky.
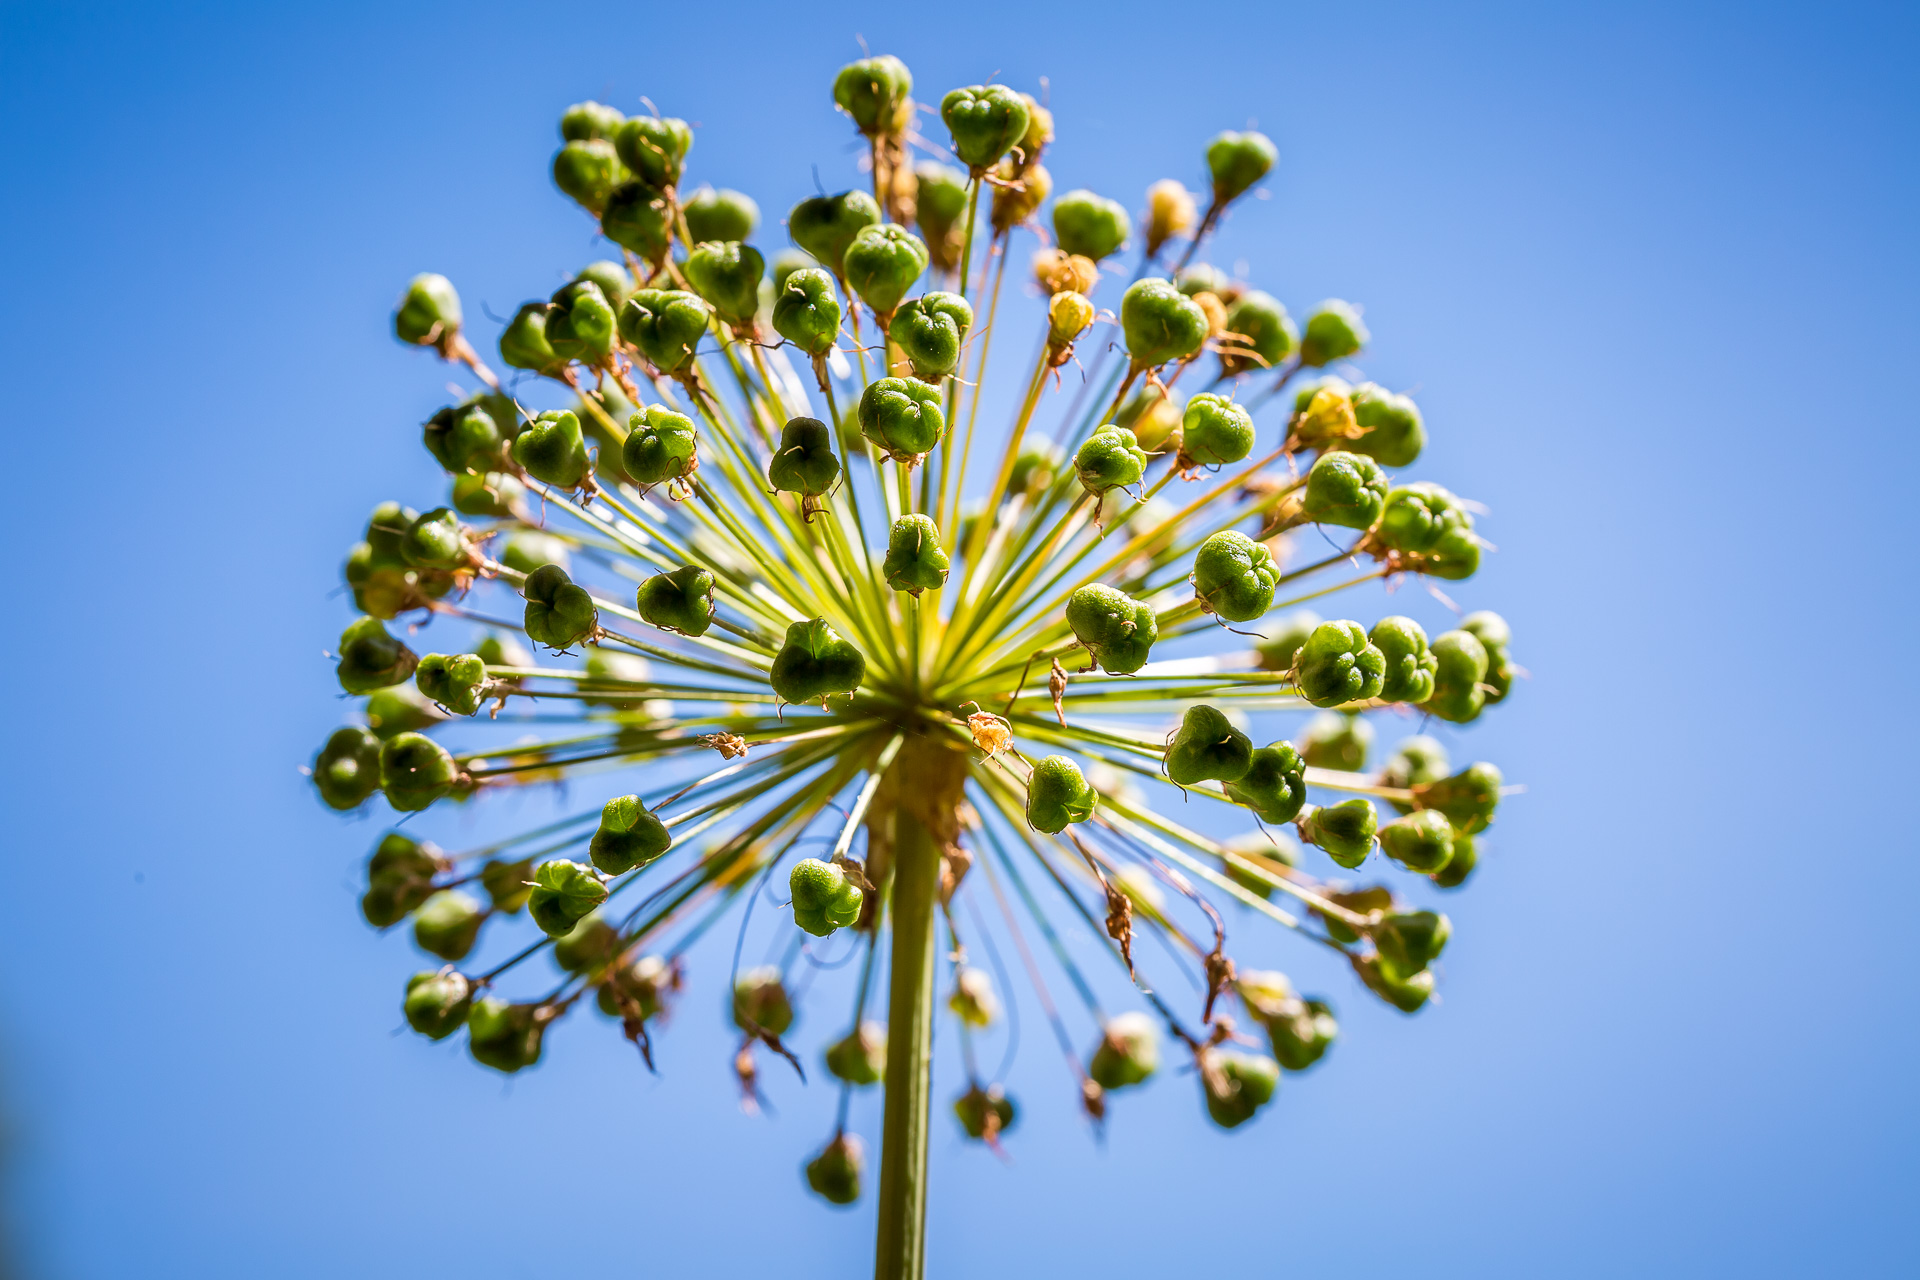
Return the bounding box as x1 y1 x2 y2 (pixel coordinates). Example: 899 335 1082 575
1 1 1915 1276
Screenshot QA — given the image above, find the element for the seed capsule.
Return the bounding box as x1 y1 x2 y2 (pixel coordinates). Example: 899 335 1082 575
1191 530 1279 621
466 997 547 1073
601 181 672 262
953 1083 1018 1141
619 289 712 375
768 618 865 705
1074 427 1147 497
1299 299 1370 367
834 55 913 136
768 416 842 498
889 292 973 381
413 653 489 717
789 857 864 938
621 404 699 488
1165 704 1254 786
336 616 417 694
683 241 765 328
1201 1047 1280 1129
1381 735 1451 810
1372 909 1452 984
613 116 692 190
590 794 673 876
403 970 472 1040
1143 179 1196 259
682 185 759 243
1222 741 1308 824
498 301 563 374
1298 798 1379 869
1065 583 1158 674
634 564 716 637
551 138 622 214
1422 629 1490 723
1296 621 1387 707
1088 1011 1159 1090
1052 188 1130 262
1380 809 1456 874
412 889 485 961
1120 278 1209 368
843 224 929 316
552 911 620 974
941 84 1031 172
314 725 383 811
379 731 460 812
361 832 440 927
825 1022 888 1085
1220 290 1297 376
1370 616 1438 704
770 267 842 358
511 411 592 490
857 377 944 461
883 514 951 596
393 273 462 349
560 101 623 142
480 857 534 914
731 966 794 1035
1301 451 1389 530
1205 130 1277 205
526 859 608 937
805 1133 865 1206
1354 955 1434 1013
1432 831 1479 888
1418 763 1503 834
1025 755 1096 833
947 968 999 1027
521 563 597 651
1301 710 1373 772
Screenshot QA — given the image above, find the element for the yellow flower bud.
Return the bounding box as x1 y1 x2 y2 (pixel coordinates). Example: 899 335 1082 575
1047 291 1096 352
1031 248 1099 295
1192 289 1230 337
991 159 1050 233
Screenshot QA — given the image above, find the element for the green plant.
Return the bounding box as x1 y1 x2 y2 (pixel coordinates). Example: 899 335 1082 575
315 56 1518 1280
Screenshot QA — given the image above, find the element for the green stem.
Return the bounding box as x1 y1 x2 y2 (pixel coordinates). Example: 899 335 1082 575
874 803 940 1280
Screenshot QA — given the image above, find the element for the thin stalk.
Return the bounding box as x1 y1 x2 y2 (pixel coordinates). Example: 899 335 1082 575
873 803 941 1280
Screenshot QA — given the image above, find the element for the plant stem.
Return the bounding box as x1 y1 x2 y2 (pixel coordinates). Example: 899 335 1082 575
874 802 940 1280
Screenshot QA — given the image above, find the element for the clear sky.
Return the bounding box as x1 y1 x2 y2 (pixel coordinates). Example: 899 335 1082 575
1 1 1915 1276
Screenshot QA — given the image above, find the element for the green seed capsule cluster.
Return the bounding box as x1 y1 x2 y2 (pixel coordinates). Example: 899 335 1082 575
319 53 1518 1215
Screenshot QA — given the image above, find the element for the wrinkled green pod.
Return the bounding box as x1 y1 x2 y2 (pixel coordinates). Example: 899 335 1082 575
613 115 691 189
590 794 672 875
682 186 759 243
1423 629 1490 723
889 292 973 381
379 731 460 812
683 241 764 327
403 970 471 1040
768 416 842 498
413 889 484 961
521 563 597 651
1205 130 1277 204
1222 741 1308 824
834 55 913 135
414 652 489 716
314 725 383 810
635 564 715 637
512 410 592 490
1052 188 1130 261
467 997 547 1073
1191 530 1278 621
1065 583 1158 674
769 619 865 704
1370 616 1437 704
1120 277 1209 368
1074 427 1147 496
843 223 928 316
1202 1048 1279 1129
336 616 417 694
1088 1012 1159 1089
1295 621 1387 707
1026 755 1096 833
940 84 1031 171
1299 299 1369 367
1179 393 1255 467
790 857 864 937
857 377 944 461
771 267 842 357
1164 704 1253 786
1298 798 1378 869
526 859 608 937
1380 809 1456 874
883 514 950 595
1301 451 1388 530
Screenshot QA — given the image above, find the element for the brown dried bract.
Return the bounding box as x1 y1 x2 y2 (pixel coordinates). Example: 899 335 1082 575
700 731 749 760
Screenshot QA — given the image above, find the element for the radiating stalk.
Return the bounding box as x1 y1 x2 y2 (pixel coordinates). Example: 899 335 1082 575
873 801 941 1280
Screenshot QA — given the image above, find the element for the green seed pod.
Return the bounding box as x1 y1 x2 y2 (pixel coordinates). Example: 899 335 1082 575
790 857 864 937
768 416 842 498
1177 394 1254 468
1051 188 1130 261
511 410 592 490
1254 609 1320 672
789 190 883 271
769 618 865 705
1432 831 1478 889
521 563 598 651
552 911 619 974
947 967 1000 1027
1202 1048 1280 1129
480 857 534 914
1238 971 1339 1071
1419 762 1503 834
1355 955 1434 1013
314 725 383 810
450 472 523 518
590 794 672 876
1302 451 1389 530
1165 704 1254 786
1461 611 1514 704
597 953 673 1020
857 376 944 461
379 731 460 812
1346 382 1425 467
613 116 691 189
635 564 715 637
1299 300 1370 367
1191 530 1279 622
683 241 764 327
770 248 817 294
1379 809 1456 874
403 970 472 1040
1206 130 1277 204
941 84 1032 171
544 280 617 367
1175 263 1230 299
412 889 485 961
771 267 842 357
1296 621 1387 707
1298 798 1379 869
731 965 793 1035
1120 278 1209 368
498 301 563 374
526 859 608 937
1300 711 1373 772
1370 616 1437 704
619 289 712 375
1423 629 1490 723
883 514 951 595
422 401 506 475
560 100 623 142
805 1133 865 1207
1373 909 1451 984
953 1083 1017 1141
1220 290 1297 375
826 1021 888 1086
394 273 462 348
889 292 973 381
620 404 698 487
682 185 759 243
401 507 469 570
552 138 622 214
1025 754 1096 833
1376 483 1470 555
1316 884 1393 946
360 832 440 927
364 500 414 562
842 223 929 316
1074 427 1147 496
337 616 417 694
1381 735 1451 811
1088 1011 1159 1090
1065 582 1158 674
466 997 546 1073
601 180 673 262
414 652 489 716
834 55 913 135
1418 522 1482 581
1222 741 1308 824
